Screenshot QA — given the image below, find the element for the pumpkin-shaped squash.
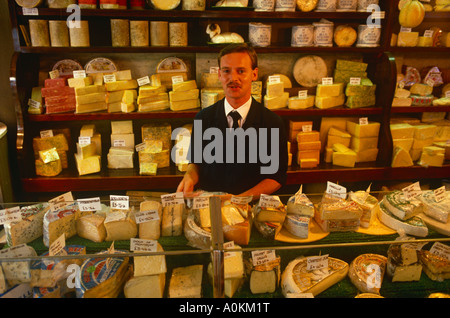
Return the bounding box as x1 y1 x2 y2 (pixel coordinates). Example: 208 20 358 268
399 0 425 28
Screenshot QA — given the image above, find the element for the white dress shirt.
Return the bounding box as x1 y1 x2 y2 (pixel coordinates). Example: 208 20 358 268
224 97 252 128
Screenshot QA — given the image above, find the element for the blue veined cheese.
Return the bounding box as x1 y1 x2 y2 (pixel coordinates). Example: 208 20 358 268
378 202 428 237
43 202 86 247
30 245 86 288
419 190 450 223
4 203 49 246
161 203 184 236
76 250 131 298
283 215 310 238
0 244 37 286
168 264 203 298
286 194 314 216
281 256 349 297
382 190 423 220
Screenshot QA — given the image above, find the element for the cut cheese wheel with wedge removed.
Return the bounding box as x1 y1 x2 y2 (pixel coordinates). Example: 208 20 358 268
293 55 328 87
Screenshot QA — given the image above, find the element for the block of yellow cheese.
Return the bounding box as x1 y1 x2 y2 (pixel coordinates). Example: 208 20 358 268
391 146 413 167
75 84 106 96
288 96 315 109
139 100 170 112
106 90 126 103
332 150 356 167
105 80 138 92
122 90 137 104
397 32 419 47
68 76 93 88
315 94 345 109
297 150 320 164
76 142 97 159
350 136 378 152
390 123 415 139
138 85 167 97
298 140 321 151
418 146 445 167
111 133 135 149
75 101 107 114
327 126 351 148
172 80 197 92
300 158 318 168
413 124 437 140
75 154 101 175
264 92 289 110
346 121 380 138
137 93 169 104
170 98 200 111
169 89 199 102
75 92 106 105
111 120 133 135
297 131 320 143
80 124 96 137
355 148 378 162
266 81 285 98
393 138 414 151
113 70 132 81
316 83 344 97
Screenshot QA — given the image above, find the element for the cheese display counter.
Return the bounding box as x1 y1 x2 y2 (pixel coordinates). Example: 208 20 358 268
0 188 449 298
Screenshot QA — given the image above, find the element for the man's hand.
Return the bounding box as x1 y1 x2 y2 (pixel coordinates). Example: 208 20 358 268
176 163 199 194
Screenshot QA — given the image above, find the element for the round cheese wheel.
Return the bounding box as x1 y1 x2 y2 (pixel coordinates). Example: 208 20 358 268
333 25 357 47
84 57 118 74
15 0 43 8
348 253 387 295
296 0 318 12
265 74 292 88
150 0 180 10
293 55 328 87
156 56 188 73
52 59 83 76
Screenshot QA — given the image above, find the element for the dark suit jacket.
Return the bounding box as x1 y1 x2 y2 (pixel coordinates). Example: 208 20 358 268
187 98 288 194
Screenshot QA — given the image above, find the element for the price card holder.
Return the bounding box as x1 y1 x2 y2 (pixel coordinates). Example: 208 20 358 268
230 195 253 205
113 140 126 148
359 117 368 125
349 77 361 85
78 136 91 146
223 241 235 259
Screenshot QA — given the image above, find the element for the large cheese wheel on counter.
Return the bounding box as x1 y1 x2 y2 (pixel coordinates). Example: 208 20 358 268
293 55 328 87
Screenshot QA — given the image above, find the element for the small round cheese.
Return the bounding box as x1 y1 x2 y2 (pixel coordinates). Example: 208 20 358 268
296 0 318 11
293 55 328 87
333 25 357 47
150 0 180 10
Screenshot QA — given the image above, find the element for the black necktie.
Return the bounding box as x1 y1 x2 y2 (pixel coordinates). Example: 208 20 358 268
229 111 241 129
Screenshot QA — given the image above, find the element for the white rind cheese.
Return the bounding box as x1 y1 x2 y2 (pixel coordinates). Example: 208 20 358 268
382 191 423 220
419 190 449 223
283 214 310 238
378 202 428 237
348 254 387 294
286 194 314 217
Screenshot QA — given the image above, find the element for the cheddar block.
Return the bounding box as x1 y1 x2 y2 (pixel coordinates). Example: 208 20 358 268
393 138 414 151
392 97 412 107
169 89 199 102
138 85 167 97
41 86 74 98
104 211 137 241
124 274 165 298
201 73 222 88
45 78 66 88
413 124 437 140
411 137 434 150
139 100 170 112
315 94 345 109
168 265 203 298
300 158 318 168
390 123 415 139
68 77 93 88
172 80 197 92
397 32 419 47
297 150 320 164
346 121 380 138
76 142 97 159
418 152 445 167
75 92 106 105
333 150 356 167
169 98 200 111
111 133 135 149
137 93 169 104
105 80 138 92
298 140 321 151
121 102 136 113
336 59 368 72
76 214 107 243
391 146 413 167
266 81 285 98
345 94 376 108
122 90 137 104
316 83 344 97
297 131 320 143
33 134 69 152
80 124 96 137
327 134 351 148
288 96 315 109
264 92 289 110
324 147 333 163
75 154 101 175
75 101 107 114
111 120 133 135
350 136 378 152
113 69 132 81
355 148 378 162
35 158 62 176
106 90 126 103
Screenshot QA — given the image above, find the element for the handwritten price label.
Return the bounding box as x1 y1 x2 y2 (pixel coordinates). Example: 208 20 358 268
306 255 329 271
77 197 101 212
402 182 421 200
252 250 276 266
0 206 22 225
110 195 129 210
130 238 158 252
135 210 160 224
259 194 281 209
193 196 210 210
161 192 184 207
326 181 347 199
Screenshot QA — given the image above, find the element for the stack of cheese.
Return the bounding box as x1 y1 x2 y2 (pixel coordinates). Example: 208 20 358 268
387 242 422 282
264 77 289 110
75 124 102 176
378 190 428 237
41 77 76 114
410 83 434 107
390 123 415 167
315 193 363 232
33 131 69 177
348 190 379 228
70 76 107 114
347 120 380 163
108 120 135 169
172 124 192 172
392 85 412 107
345 78 376 108
333 59 368 85
284 192 314 239
139 123 172 175
104 71 138 113
252 81 262 103
169 80 200 111
418 249 450 282
155 57 189 89
200 72 224 108
411 124 438 162
296 130 321 168
124 242 167 298
137 74 169 112
324 126 352 166
315 82 345 109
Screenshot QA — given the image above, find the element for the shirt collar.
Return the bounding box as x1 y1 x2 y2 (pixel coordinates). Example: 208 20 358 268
224 96 252 127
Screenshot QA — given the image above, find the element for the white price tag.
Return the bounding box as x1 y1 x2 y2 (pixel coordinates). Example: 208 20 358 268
321 77 333 85
22 8 38 15
326 182 347 199
49 192 74 212
252 250 276 267
268 75 281 83
135 210 160 224
400 27 412 33
103 74 116 83
78 136 91 145
429 242 450 261
306 254 329 271
223 241 235 259
77 197 101 212
130 238 158 252
210 67 219 74
259 194 281 209
110 195 129 210
230 195 253 205
28 99 41 109
137 76 150 86
161 192 185 207
402 182 421 200
371 11 385 19
298 90 308 99
73 70 86 78
172 75 184 84
135 142 147 152
423 30 434 38
0 206 22 225
193 196 210 210
113 140 126 147
359 117 369 125
302 125 312 132
49 234 67 257
40 130 53 138
349 77 361 85
434 186 446 203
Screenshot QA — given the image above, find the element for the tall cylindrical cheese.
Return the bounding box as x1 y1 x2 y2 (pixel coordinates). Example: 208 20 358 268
169 22 188 47
182 0 205 10
111 19 130 47
130 21 149 47
249 23 272 47
29 20 50 47
46 0 76 8
49 20 69 47
69 20 90 47
150 21 169 46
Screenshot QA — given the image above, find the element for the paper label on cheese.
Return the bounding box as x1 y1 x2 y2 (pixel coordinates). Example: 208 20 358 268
172 76 184 85
423 30 433 38
259 194 281 209
268 75 281 83
322 77 333 85
40 130 54 138
49 234 67 257
193 197 210 210
137 76 150 86
109 195 129 210
298 90 308 99
434 186 446 203
49 192 74 212
130 238 157 252
223 241 236 259
135 210 160 224
161 192 184 207
302 125 312 132
326 182 347 199
28 99 41 109
359 117 369 125
113 140 126 147
306 254 329 271
103 74 116 83
402 182 421 200
77 197 101 212
231 195 253 205
252 250 276 266
429 242 450 261
22 7 39 16
0 206 22 225
73 70 86 78
350 77 361 85
78 136 91 145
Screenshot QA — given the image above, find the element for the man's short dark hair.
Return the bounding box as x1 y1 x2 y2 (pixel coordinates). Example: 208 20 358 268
218 43 258 70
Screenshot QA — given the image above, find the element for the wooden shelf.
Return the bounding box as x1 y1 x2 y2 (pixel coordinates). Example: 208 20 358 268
391 106 450 113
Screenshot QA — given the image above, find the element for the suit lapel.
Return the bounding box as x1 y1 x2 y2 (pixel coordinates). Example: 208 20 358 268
242 99 262 130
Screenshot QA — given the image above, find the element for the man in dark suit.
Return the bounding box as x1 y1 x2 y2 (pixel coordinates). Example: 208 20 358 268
176 43 288 200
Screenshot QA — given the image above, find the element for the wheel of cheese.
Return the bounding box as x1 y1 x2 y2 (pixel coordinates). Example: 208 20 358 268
84 57 118 74
29 20 50 47
69 20 90 47
296 0 318 12
130 21 149 47
293 55 328 87
183 212 211 250
348 253 387 295
333 25 357 47
150 0 180 10
52 59 83 76
49 20 69 47
111 19 130 47
15 0 43 8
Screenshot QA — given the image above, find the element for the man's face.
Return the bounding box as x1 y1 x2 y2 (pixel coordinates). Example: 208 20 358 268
218 52 258 107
